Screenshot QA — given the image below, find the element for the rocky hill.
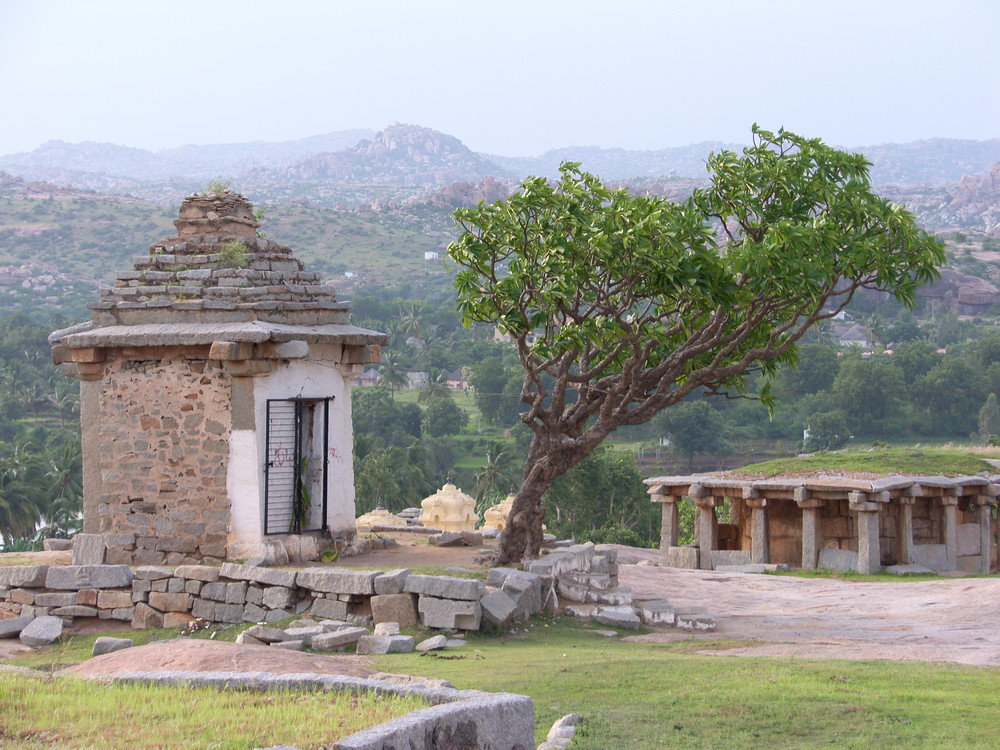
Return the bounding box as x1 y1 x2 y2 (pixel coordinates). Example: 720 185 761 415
285 124 509 185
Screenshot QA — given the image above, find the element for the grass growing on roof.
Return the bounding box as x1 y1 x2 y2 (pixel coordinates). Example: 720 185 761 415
0 671 427 750
730 445 1000 478
375 615 1000 748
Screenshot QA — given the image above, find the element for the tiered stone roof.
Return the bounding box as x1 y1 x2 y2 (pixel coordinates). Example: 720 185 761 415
88 191 349 327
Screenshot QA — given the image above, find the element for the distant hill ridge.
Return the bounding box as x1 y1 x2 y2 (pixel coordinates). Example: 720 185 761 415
3 124 1000 193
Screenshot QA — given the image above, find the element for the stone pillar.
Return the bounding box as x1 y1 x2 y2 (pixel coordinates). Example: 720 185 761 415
795 488 823 570
896 497 915 565
692 486 720 570
849 491 883 574
79 378 104 533
746 497 769 565
975 498 994 574
648 485 680 564
941 495 958 571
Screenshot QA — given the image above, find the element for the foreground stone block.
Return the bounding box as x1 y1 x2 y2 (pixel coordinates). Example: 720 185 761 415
92 636 133 656
0 615 33 639
312 627 369 651
595 606 642 630
43 538 73 551
666 546 699 569
20 615 63 647
480 589 518 629
295 568 379 595
817 548 858 573
219 563 296 588
373 569 410 595
134 566 173 581
45 565 133 590
310 597 348 621
370 594 417 627
418 596 482 630
244 625 295 643
416 634 447 652
638 600 676 626
355 634 414 655
0 565 48 588
174 565 221 582
72 534 107 565
131 602 164 629
711 549 752 568
404 574 482 601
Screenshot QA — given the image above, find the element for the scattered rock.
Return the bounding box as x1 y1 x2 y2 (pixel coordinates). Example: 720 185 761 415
415 634 448 652
92 637 133 656
20 615 63 647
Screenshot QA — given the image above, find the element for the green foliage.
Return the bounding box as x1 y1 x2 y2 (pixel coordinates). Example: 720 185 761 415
736 446 999 477
657 401 734 470
832 354 906 435
201 178 231 197
977 393 1000 445
802 410 850 452
217 240 250 268
421 395 468 437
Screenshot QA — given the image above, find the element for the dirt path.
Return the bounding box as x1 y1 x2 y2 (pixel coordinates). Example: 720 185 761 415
611 547 1000 666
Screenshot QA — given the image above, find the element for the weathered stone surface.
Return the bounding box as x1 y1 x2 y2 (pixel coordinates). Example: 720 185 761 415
666 546 699 569
92 636 133 656
309 597 348 621
418 596 481 630
913 544 949 571
416 634 448 652
373 569 410 595
20 615 64 647
638 599 675 626
885 563 935 575
429 532 465 547
0 615 33 639
72 534 107 565
174 565 221 582
214 603 245 623
0 565 48 588
43 538 73 551
244 624 294 643
676 612 716 631
817 548 858 573
77 589 99 606
404 574 481 601
480 589 518 629
261 586 296 610
370 594 417 627
46 565 133 590
97 591 133 610
373 622 400 636
284 625 328 645
225 582 248 604
271 639 305 651
162 612 192 628
595 606 642 630
34 592 78 607
191 598 216 621
242 603 266 622
564 603 600 617
51 605 99 617
219 563 297 588
355 634 414 655
134 566 173 581
200 582 227 601
295 568 378 595
148 592 190 612
132 602 165 629
311 627 369 651
711 550 752 568
235 632 265 645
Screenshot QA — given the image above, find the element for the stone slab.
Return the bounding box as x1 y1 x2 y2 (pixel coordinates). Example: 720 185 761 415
355 634 415 655
957 523 982 557
404 574 482 601
92 636 133 656
665 546 699 569
480 589 518 629
0 615 34 638
174 565 221 582
312 627 370 651
295 568 378 595
913 544 949 571
817 548 858 573
134 566 173 580
42 538 73 551
45 565 134 590
72 534 106 565
370 594 417 627
417 596 481 630
710 550 752 568
373 569 410 595
416 634 448 652
310 597 349 621
885 563 935 575
638 600 676 626
0 565 48 588
219 563 297 588
594 606 642 630
20 615 63 647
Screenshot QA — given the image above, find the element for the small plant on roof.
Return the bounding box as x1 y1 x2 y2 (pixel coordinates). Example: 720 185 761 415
202 178 231 197
218 240 250 268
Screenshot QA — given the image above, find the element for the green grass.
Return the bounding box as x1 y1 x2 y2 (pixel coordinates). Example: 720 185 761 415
732 446 1000 477
0 671 427 749
766 569 947 583
374 615 1000 749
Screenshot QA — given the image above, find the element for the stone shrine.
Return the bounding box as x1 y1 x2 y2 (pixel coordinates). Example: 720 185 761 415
419 481 478 532
50 190 386 565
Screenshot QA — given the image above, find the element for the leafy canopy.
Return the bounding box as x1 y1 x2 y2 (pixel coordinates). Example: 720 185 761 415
450 127 944 446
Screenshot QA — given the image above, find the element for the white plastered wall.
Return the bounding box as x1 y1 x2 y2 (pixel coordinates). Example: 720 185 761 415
227 344 358 544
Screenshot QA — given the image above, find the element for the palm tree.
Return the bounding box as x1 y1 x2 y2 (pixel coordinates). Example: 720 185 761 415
379 353 410 398
417 372 451 404
36 440 82 538
0 444 43 544
474 440 519 502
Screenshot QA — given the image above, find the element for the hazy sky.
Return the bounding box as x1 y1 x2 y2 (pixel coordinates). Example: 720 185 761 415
1 0 997 157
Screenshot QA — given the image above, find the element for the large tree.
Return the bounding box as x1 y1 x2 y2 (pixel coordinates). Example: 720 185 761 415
449 126 943 564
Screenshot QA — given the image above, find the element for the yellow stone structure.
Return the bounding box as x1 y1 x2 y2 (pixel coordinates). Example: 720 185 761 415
482 492 516 532
420 482 478 532
356 506 406 530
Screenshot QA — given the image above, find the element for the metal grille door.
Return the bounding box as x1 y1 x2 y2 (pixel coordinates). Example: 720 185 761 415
264 398 330 535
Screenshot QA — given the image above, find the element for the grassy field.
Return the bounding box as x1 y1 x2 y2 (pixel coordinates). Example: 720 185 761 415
375 616 1000 749
0 670 427 749
729 445 1000 477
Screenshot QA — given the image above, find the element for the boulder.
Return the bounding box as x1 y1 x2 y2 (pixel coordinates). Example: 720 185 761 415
480 589 518 629
92 636 133 656
355 634 414 655
19 615 63 647
0 615 34 639
415 634 448 652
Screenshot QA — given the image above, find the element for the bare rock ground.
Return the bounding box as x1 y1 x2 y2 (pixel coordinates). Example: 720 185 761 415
610 545 1000 666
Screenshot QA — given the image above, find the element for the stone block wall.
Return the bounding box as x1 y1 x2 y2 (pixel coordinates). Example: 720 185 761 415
97 357 232 566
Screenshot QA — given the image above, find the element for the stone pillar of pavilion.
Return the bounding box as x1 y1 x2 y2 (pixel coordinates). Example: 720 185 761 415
745 494 770 565
50 190 386 565
795 488 823 569
849 491 888 574
648 484 681 562
941 493 959 570
692 485 721 571
895 494 917 566
974 495 995 573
